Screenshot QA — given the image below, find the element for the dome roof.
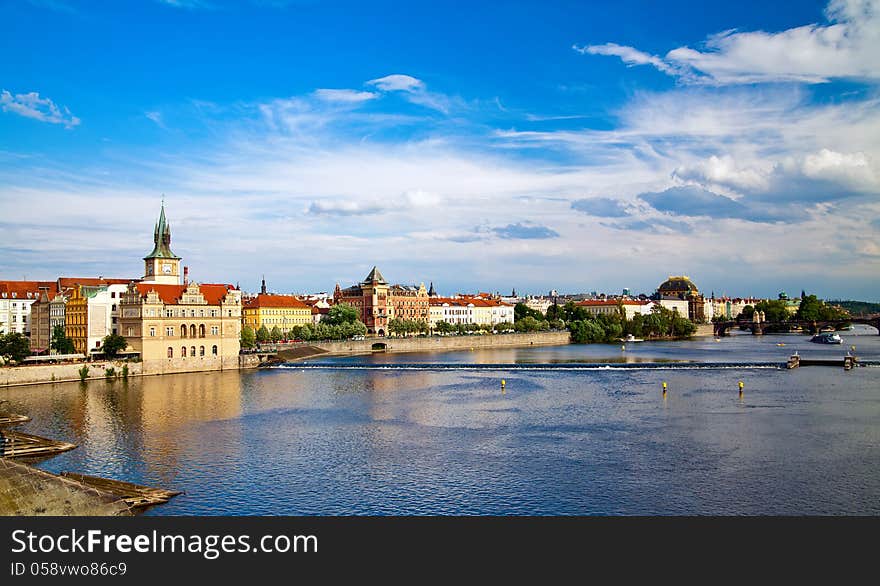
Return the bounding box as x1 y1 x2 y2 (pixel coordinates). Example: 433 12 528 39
658 276 699 294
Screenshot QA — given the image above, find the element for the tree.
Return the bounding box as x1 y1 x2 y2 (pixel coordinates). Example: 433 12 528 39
50 325 76 355
0 332 31 362
101 333 128 358
256 325 270 343
737 305 755 321
514 303 544 322
755 299 789 323
240 325 256 348
270 326 283 342
324 303 359 325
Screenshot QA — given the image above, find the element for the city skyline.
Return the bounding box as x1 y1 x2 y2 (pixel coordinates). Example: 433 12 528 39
2 0 879 300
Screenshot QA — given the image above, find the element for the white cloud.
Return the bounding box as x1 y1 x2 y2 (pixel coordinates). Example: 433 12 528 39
577 0 880 84
312 89 379 103
366 74 453 113
367 74 426 93
0 90 80 128
573 43 679 76
145 111 166 128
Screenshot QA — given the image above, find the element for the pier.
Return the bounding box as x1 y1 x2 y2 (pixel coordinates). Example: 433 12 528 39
786 354 859 370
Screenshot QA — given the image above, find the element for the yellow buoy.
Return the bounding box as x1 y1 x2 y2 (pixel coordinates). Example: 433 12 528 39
662 381 667 396
621 345 626 351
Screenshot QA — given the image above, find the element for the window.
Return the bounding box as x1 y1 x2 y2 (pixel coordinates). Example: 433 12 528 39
181 346 187 357
190 324 196 338
200 346 205 356
112 304 117 311
166 309 173 317
211 326 219 336
190 309 196 317
166 326 174 336
191 346 196 357
150 327 156 337
181 325 187 338
199 309 205 317
212 345 218 356
126 327 133 336
199 324 206 337
167 347 173 358
211 309 218 317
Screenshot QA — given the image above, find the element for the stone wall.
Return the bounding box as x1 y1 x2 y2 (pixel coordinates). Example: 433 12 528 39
0 458 130 516
140 353 240 375
1 360 143 387
310 331 571 357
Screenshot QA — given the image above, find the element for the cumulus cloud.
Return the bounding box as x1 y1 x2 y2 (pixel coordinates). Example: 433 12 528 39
1 90 80 128
570 197 632 217
576 0 880 84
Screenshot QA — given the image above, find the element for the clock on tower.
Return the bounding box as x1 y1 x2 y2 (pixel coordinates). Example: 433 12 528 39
142 202 182 285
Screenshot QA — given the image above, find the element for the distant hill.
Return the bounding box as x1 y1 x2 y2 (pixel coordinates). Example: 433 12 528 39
829 300 880 316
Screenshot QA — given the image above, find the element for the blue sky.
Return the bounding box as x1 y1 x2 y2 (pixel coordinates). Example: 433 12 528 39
1 0 879 300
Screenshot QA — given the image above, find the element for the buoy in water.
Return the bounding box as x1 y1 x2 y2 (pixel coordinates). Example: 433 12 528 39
662 381 667 397
621 345 625 351
738 381 744 396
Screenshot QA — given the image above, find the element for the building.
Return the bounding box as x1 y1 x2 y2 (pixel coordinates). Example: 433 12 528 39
333 266 430 336
28 288 53 353
242 279 312 332
64 283 130 355
119 204 242 374
428 297 514 328
654 276 706 323
0 281 56 335
575 299 656 320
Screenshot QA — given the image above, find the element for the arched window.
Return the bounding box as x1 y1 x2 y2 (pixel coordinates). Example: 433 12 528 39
181 346 187 357
191 346 196 357
200 346 205 356
167 347 173 358
180 324 187 338
212 345 218 356
199 324 206 338
190 324 196 338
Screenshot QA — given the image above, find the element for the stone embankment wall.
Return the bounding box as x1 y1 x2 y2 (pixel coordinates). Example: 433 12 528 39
1 361 143 387
0 458 130 516
304 331 571 358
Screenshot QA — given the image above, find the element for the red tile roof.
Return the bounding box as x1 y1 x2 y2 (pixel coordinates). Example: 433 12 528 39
243 294 310 310
0 281 56 300
57 277 135 289
134 283 235 306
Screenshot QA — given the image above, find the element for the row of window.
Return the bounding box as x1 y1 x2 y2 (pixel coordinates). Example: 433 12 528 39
144 324 221 337
168 345 218 358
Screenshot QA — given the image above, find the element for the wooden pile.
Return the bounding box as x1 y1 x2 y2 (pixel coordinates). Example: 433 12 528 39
0 430 77 459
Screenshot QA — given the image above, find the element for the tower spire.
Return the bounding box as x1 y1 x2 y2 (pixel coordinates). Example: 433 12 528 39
261 275 267 295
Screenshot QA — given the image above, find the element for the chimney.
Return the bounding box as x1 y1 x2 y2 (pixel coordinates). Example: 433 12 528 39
183 266 189 286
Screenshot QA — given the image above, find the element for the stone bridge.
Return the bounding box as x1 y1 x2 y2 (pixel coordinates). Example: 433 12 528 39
713 316 880 337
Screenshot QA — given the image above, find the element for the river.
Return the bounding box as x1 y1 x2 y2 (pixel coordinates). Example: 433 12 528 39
2 325 879 515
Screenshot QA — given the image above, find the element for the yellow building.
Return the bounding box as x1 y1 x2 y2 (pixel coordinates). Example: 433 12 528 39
119 203 242 374
243 294 312 332
65 285 88 354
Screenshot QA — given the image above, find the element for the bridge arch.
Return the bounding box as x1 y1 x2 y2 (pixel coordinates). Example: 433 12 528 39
371 342 387 352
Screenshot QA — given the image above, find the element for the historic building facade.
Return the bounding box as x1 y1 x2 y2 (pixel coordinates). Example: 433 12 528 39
243 295 311 332
119 204 242 374
333 267 430 336
654 275 706 323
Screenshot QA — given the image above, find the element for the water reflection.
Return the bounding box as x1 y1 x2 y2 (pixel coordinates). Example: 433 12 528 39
0 335 878 515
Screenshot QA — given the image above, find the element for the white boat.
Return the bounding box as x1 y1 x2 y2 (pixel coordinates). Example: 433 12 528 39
619 334 644 343
810 332 842 344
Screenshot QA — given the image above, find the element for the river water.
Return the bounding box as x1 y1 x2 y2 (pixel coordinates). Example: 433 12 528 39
2 326 879 515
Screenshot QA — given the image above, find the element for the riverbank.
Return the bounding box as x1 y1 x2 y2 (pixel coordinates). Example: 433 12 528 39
274 331 572 362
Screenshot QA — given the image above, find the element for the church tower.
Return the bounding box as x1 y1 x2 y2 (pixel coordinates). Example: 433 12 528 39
142 202 182 285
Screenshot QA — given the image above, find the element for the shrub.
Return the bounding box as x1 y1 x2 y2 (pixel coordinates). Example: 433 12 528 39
78 365 90 381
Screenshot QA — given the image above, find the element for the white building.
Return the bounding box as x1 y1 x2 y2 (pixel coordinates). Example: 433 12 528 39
0 282 53 335
429 297 514 328
656 298 689 316
576 299 656 320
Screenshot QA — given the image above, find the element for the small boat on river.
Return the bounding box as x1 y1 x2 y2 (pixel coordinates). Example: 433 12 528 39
810 332 842 344
619 334 644 343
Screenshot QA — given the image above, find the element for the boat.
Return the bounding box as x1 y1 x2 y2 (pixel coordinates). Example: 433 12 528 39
619 334 644 343
810 332 842 344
